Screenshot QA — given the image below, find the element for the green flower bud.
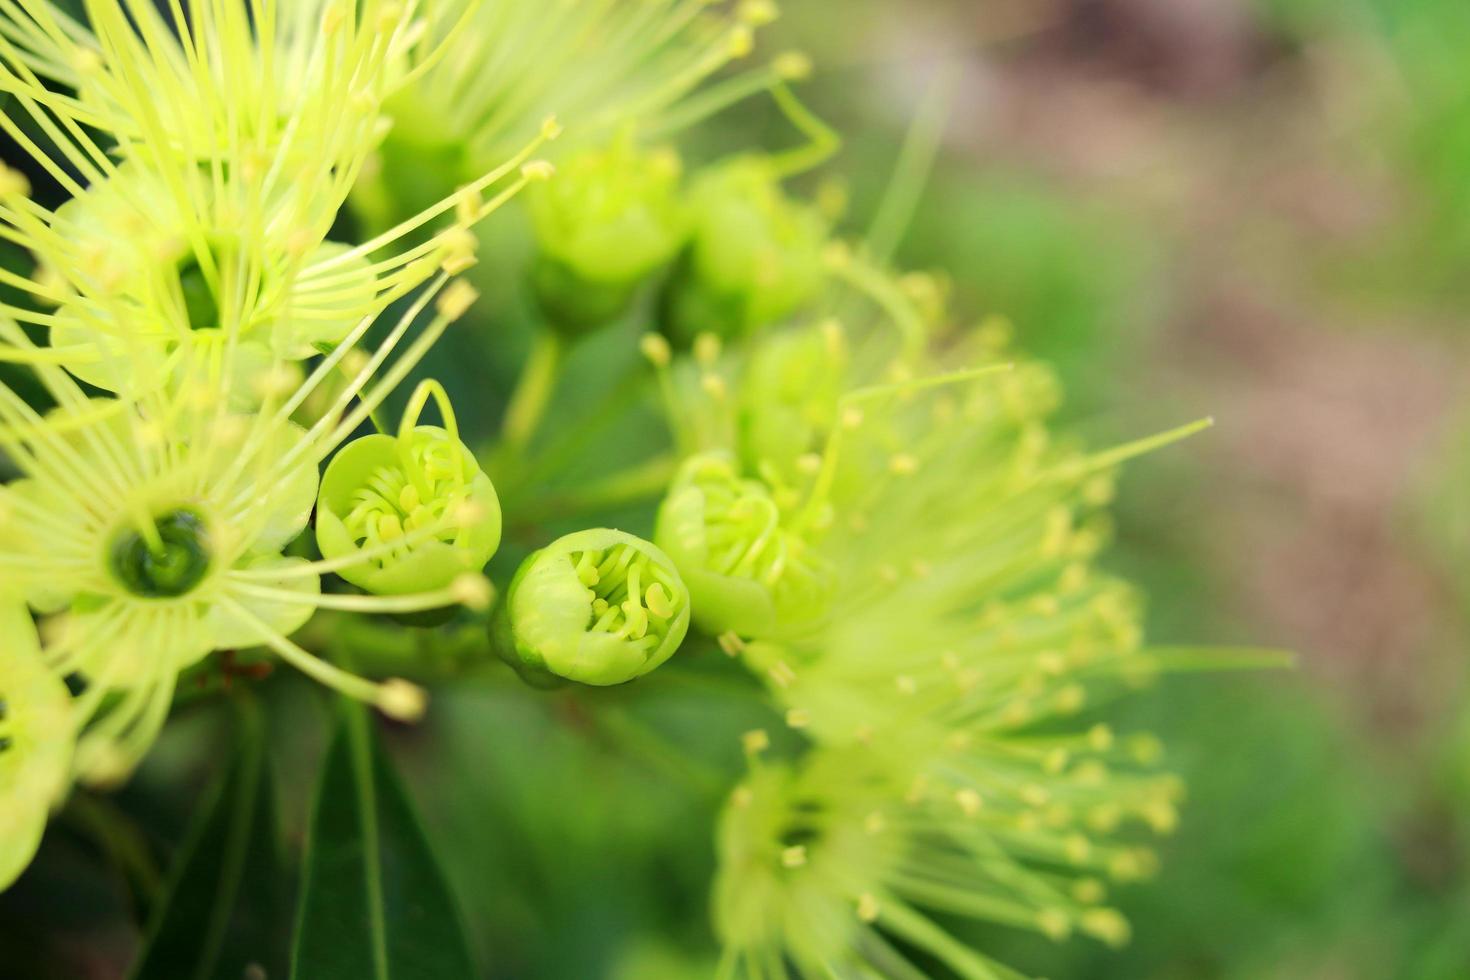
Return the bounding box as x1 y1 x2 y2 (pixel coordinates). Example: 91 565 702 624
737 321 847 481
527 138 686 335
659 158 828 346
654 452 833 639
316 382 501 597
491 529 690 687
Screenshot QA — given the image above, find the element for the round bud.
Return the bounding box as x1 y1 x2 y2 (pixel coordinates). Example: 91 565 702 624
659 158 828 346
527 138 686 335
315 426 502 596
490 529 691 687
737 322 847 481
654 452 833 638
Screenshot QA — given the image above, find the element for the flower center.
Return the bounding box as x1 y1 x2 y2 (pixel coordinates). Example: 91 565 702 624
176 250 220 331
343 439 465 568
571 544 682 654
109 509 213 598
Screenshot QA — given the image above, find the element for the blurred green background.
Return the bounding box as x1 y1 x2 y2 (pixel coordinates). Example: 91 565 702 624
5 1 1470 977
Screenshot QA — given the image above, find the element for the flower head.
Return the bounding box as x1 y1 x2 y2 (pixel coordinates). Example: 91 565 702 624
0 0 461 396
715 740 1169 978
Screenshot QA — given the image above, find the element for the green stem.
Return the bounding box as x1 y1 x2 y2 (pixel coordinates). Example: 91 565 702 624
591 704 728 799
512 453 678 525
63 792 164 903
512 367 649 486
500 331 564 452
867 67 954 265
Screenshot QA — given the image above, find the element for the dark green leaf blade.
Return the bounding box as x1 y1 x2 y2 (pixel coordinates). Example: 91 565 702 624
290 702 476 980
130 708 288 980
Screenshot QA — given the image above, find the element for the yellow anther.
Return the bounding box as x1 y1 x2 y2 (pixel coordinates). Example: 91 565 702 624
1072 878 1106 905
823 241 852 269
377 513 405 541
780 845 807 868
454 188 481 227
700 373 727 399
72 47 103 74
1055 684 1087 714
644 582 674 618
253 362 304 400
1037 908 1072 942
727 26 755 57
0 164 30 198
784 708 810 729
864 811 885 835
439 228 479 274
739 0 779 25
955 789 983 816
522 160 556 182
451 573 493 611
775 50 812 80
768 660 796 688
436 281 479 319
1080 909 1131 948
639 333 671 367
742 729 769 755
976 313 1014 348
693 332 721 366
1142 800 1178 834
1038 651 1067 676
857 893 880 923
717 631 745 656
540 115 563 140
451 498 487 528
376 679 428 722
1001 699 1032 727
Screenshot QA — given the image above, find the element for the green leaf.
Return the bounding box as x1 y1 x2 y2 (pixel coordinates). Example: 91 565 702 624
290 701 477 980
130 702 289 980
